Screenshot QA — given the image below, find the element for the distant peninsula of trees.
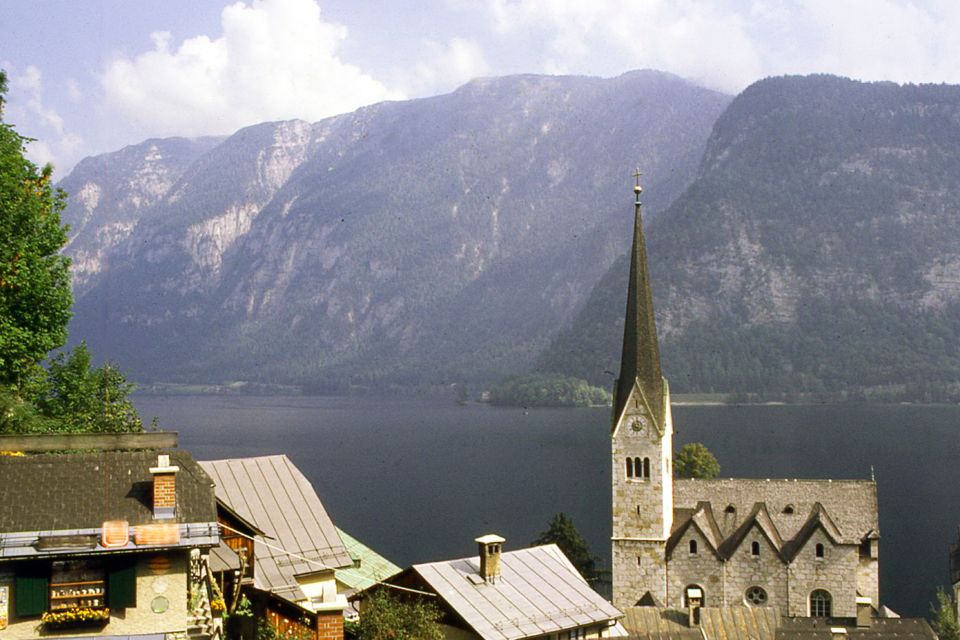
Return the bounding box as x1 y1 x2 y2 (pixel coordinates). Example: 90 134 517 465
489 374 611 408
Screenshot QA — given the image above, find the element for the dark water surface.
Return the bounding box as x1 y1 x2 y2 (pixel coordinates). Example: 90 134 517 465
132 395 960 618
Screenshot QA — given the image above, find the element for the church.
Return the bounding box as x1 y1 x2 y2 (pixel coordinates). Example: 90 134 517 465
610 176 879 619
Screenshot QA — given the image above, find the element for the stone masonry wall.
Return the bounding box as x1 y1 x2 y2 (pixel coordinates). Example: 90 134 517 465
612 540 667 611
787 530 858 617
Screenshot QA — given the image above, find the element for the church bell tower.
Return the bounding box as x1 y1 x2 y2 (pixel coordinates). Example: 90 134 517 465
611 171 674 610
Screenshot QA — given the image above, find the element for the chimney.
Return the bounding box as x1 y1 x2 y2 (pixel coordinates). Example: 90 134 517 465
150 454 179 519
475 534 505 583
856 597 873 628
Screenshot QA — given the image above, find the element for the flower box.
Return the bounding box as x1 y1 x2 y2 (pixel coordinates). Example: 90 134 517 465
42 607 110 629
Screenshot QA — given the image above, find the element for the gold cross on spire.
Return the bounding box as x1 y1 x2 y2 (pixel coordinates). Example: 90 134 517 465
633 167 642 186
633 167 643 197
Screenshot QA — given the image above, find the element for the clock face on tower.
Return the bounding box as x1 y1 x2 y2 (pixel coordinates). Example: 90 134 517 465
630 415 649 432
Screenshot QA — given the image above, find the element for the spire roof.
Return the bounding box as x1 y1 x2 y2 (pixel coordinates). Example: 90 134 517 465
613 172 664 429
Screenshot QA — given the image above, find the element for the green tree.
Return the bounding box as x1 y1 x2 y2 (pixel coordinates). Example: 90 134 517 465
674 443 720 479
931 588 960 640
352 589 443 640
32 343 142 433
532 512 600 585
0 70 73 389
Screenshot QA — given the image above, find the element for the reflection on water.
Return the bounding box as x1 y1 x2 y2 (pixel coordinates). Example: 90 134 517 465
134 395 960 618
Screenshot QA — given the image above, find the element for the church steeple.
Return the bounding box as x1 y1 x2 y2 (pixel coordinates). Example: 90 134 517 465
613 170 664 430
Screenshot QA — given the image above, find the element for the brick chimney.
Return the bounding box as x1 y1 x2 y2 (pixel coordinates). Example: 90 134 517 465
150 454 179 519
476 534 505 584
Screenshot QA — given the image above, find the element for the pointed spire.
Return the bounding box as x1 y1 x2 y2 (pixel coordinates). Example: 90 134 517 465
613 169 664 428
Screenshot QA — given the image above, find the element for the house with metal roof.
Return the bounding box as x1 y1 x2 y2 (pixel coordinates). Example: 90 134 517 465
199 455 356 640
0 438 220 640
374 535 625 640
610 180 880 618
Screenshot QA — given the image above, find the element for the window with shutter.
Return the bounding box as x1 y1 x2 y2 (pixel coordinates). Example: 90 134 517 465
15 564 49 617
107 559 137 609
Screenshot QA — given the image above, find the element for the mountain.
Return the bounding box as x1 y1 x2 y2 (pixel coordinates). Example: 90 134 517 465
538 75 960 398
61 71 730 388
58 136 224 295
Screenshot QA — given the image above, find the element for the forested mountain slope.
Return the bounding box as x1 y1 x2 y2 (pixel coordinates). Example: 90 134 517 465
62 71 729 387
539 75 960 398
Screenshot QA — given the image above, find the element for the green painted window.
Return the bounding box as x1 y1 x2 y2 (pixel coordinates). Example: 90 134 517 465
14 564 49 617
107 559 137 609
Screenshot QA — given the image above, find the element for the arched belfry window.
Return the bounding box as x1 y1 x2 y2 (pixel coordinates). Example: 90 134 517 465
643 457 651 479
810 590 832 617
751 541 760 556
634 457 642 479
626 458 634 478
689 540 698 555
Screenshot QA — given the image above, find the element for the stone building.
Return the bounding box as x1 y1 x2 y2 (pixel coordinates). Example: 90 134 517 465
611 177 879 619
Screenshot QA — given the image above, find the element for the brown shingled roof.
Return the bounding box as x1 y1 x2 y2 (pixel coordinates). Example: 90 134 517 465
0 450 217 532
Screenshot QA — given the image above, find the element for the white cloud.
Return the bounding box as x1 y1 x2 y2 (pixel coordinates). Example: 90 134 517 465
399 37 492 97
100 0 402 138
484 0 960 93
7 66 84 172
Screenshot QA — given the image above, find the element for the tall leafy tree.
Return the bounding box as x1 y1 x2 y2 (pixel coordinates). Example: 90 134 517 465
352 589 443 640
931 588 960 640
532 512 600 585
674 443 721 479
0 70 73 389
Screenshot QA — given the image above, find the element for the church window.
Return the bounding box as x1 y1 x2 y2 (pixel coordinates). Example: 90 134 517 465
637 556 642 567
751 541 760 556
745 586 768 606
635 457 643 479
810 590 831 617
783 504 795 514
725 505 736 514
815 543 825 559
626 458 634 478
684 585 704 608
689 540 698 555
642 457 651 479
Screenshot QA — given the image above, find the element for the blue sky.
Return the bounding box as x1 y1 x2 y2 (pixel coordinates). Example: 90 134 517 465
3 0 960 176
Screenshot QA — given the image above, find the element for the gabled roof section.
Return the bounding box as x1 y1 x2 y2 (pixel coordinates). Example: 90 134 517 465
200 455 353 600
719 503 785 560
667 502 723 559
409 544 622 640
334 527 401 593
782 502 843 561
613 182 664 433
0 450 216 532
673 478 877 544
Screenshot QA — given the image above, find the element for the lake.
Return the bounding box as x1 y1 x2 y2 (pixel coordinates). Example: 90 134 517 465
132 395 960 618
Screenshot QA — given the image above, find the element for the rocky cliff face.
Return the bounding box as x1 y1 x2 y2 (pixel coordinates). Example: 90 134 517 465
62 71 730 386
538 75 960 395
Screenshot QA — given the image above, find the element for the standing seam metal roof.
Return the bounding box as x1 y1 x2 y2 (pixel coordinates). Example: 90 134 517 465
199 456 352 600
412 544 621 640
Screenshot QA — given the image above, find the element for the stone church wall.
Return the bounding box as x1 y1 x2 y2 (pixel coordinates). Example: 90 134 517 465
612 540 667 611
787 530 859 617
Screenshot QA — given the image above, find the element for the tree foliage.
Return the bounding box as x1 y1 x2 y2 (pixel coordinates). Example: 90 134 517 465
351 589 444 640
0 70 144 435
532 512 600 586
931 588 960 640
674 443 720 479
489 374 610 408
0 70 73 388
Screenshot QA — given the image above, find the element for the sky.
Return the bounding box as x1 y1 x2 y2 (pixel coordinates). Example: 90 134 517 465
3 0 960 176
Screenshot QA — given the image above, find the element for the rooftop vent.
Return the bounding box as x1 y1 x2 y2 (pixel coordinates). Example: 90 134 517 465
476 534 505 584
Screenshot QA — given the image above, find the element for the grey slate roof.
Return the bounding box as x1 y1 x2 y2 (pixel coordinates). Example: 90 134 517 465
0 450 216 532
411 544 622 640
199 455 352 601
673 479 878 545
622 606 781 640
776 617 937 640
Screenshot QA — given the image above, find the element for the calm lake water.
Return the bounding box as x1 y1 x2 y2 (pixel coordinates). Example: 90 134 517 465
132 395 960 619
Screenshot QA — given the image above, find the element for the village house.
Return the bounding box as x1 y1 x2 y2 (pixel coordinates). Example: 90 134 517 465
374 535 625 640
200 455 377 640
0 434 220 640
